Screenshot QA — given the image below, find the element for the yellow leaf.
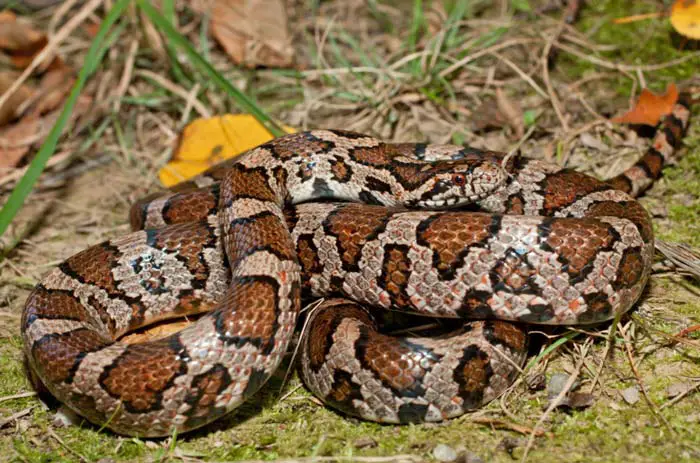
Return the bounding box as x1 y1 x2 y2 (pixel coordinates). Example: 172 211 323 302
158 114 295 187
671 0 700 39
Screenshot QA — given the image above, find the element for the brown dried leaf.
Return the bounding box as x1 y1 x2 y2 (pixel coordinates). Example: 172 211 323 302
612 83 679 126
210 0 294 68
0 10 61 71
25 65 76 117
0 95 91 169
0 71 34 126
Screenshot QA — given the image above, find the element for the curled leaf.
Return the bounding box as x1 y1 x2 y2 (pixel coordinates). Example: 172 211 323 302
671 0 700 39
611 83 679 126
159 114 294 187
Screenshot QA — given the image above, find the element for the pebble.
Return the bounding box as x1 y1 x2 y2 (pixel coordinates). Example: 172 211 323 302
433 444 458 462
621 386 640 405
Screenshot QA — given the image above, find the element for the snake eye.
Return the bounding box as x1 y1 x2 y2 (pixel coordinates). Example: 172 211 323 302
452 173 466 186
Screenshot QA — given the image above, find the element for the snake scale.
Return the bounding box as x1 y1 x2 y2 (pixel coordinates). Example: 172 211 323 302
21 97 690 437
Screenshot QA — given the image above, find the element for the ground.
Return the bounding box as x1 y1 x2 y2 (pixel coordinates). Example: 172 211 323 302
0 1 699 462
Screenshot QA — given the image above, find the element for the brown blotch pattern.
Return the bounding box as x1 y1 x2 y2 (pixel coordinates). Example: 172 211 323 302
268 136 331 160
349 146 392 166
228 214 297 263
64 244 121 292
24 288 92 326
492 253 536 292
615 249 645 288
33 329 111 384
219 278 280 340
163 190 218 225
329 157 352 182
585 200 652 242
417 213 493 278
359 329 423 392
379 245 412 307
154 222 214 279
100 341 185 412
456 347 490 402
186 364 230 413
542 170 607 214
489 321 527 352
546 219 615 276
296 235 322 280
325 205 391 269
222 166 276 202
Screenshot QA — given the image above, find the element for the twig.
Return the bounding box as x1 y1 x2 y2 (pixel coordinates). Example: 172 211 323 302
113 39 139 113
0 391 37 404
438 38 541 78
520 338 592 462
0 406 34 428
135 70 211 118
553 42 700 72
619 324 675 433
660 381 700 410
541 21 569 132
491 52 548 99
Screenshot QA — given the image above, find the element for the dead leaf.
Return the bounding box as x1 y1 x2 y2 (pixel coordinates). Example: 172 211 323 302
209 0 294 68
671 0 700 39
24 65 76 117
0 10 61 71
611 83 679 126
159 114 295 186
0 95 91 169
0 71 34 126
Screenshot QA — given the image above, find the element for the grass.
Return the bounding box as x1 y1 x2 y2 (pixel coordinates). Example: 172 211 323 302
0 0 698 462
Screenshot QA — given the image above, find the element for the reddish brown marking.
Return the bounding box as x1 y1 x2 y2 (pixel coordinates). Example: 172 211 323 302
219 278 279 340
417 213 493 277
32 329 111 384
505 195 525 214
606 176 633 195
542 171 607 214
306 302 372 370
222 167 276 202
269 137 331 160
154 222 214 279
349 146 392 166
186 364 230 412
330 373 355 403
615 249 645 288
325 204 391 269
492 253 536 292
489 321 527 352
329 158 352 182
228 214 297 263
296 235 322 280
64 244 121 293
585 200 652 242
380 245 412 307
546 219 615 275
360 329 422 391
100 341 185 412
639 152 664 179
456 347 489 399
24 288 92 326
163 190 217 225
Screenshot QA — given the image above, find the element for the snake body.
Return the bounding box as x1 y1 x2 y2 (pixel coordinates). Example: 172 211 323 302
21 99 690 436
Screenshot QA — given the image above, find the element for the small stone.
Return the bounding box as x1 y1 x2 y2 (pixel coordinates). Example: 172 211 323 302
567 392 595 409
666 382 693 398
547 373 580 399
433 444 458 462
353 437 377 449
620 386 640 405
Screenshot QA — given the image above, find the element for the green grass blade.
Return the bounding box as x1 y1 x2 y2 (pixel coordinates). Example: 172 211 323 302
137 0 285 137
0 0 131 240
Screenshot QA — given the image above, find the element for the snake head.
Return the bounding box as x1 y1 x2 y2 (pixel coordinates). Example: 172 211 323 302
408 159 509 208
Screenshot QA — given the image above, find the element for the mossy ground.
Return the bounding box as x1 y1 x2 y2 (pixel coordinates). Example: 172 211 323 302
0 1 699 462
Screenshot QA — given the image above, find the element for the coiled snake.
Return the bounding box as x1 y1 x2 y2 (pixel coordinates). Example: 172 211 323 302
21 98 690 436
